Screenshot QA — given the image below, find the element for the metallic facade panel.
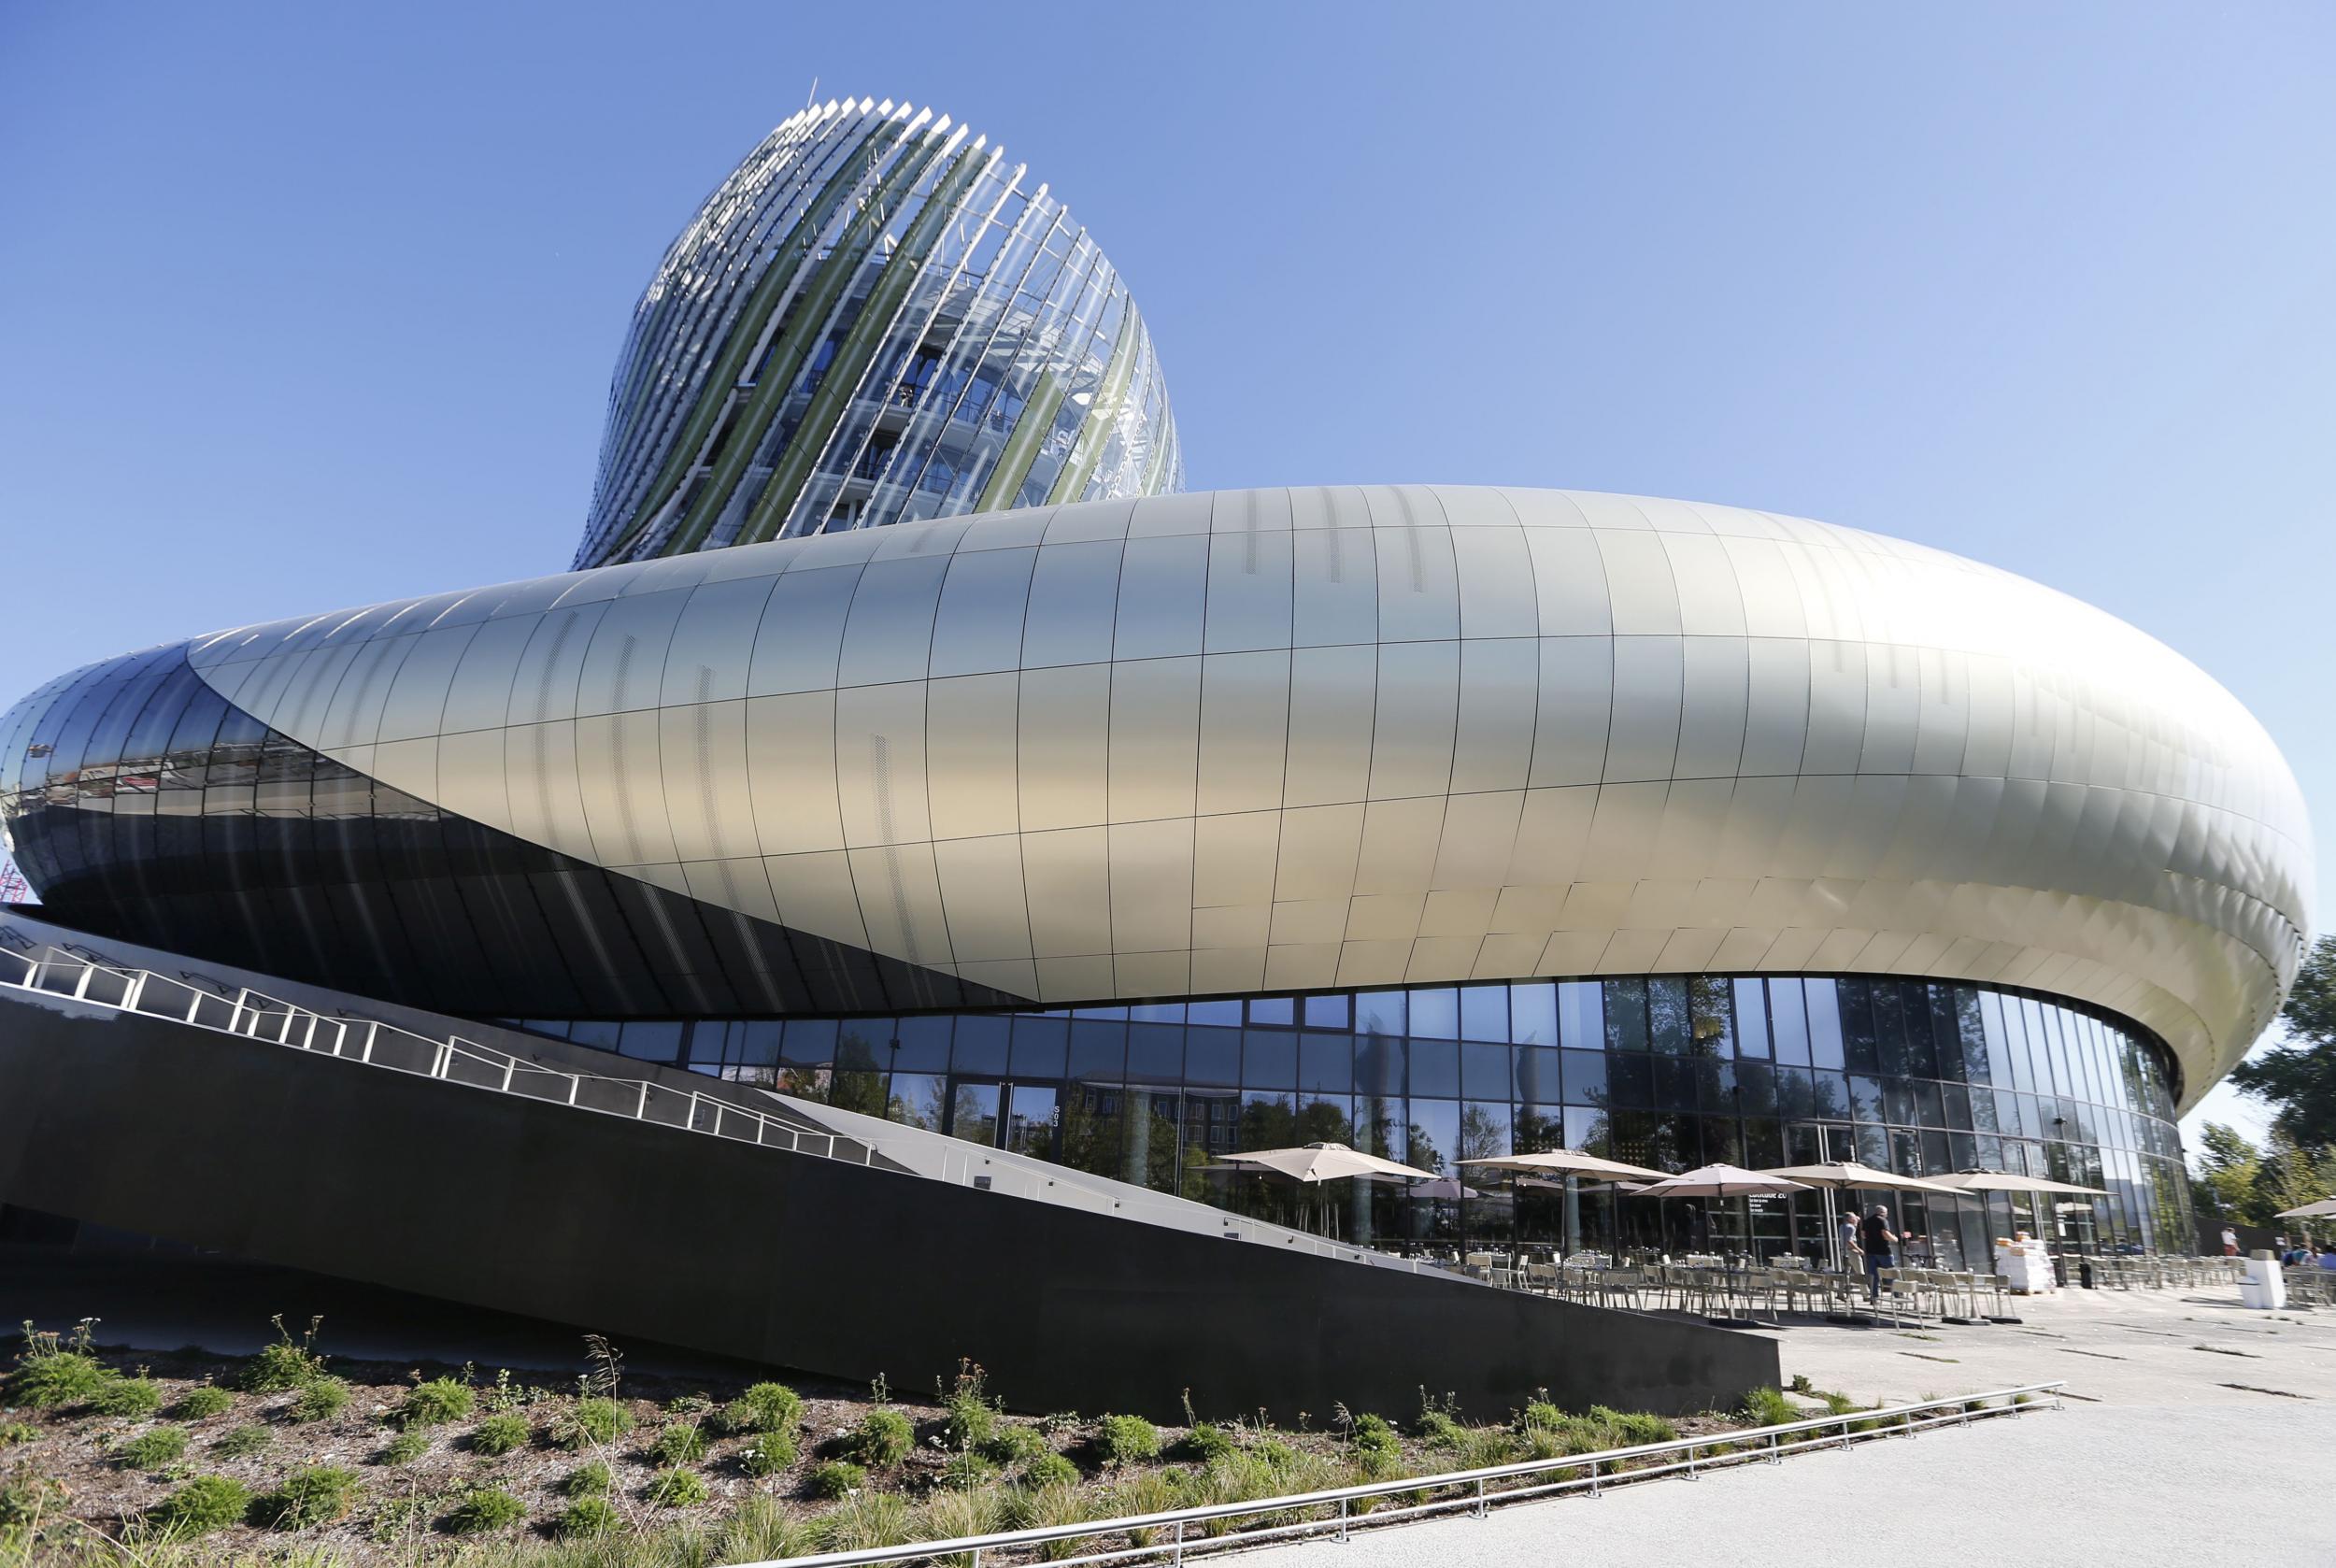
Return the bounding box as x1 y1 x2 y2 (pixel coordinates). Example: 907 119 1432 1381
4 485 2312 1114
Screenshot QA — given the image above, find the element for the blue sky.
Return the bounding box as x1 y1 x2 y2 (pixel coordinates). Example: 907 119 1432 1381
3 4 2329 1147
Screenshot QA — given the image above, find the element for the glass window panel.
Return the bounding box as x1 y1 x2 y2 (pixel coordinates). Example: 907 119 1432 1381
1914 1080 1946 1129
1355 990 1405 1037
889 1073 948 1132
1839 980 1877 1074
1509 982 1557 1045
1354 1034 1405 1098
1688 976 1733 1058
1242 1030 1298 1090
948 1081 1001 1146
1957 987 1991 1085
1803 979 1845 1070
1302 993 1350 1030
1901 983 1939 1076
687 1022 727 1066
1776 1064 1817 1119
1557 981 1604 1049
1942 1083 1973 1129
1184 1029 1239 1086
1847 1074 1884 1123
1009 1016 1069 1078
1131 1002 1185 1023
1603 979 1649 1051
893 1015 952 1072
568 1019 621 1052
1004 1083 1059 1159
1872 983 1908 1076
1607 1053 1653 1109
1646 977 1689 1052
1298 1033 1354 1093
1884 1077 1916 1126
1410 1038 1460 1097
1126 1022 1184 1082
1516 1105 1565 1154
779 1018 836 1066
1928 985 1964 1081
1809 1070 1851 1121
1247 996 1294 1026
950 1015 1009 1075
1730 978 1771 1060
1460 984 1508 1042
1461 1042 1513 1100
1068 1019 1127 1081
1409 988 1459 1039
1768 979 1810 1066
1514 1046 1561 1104
1460 1102 1511 1163
1698 1058 1738 1111
1407 1100 1460 1174
1188 999 1242 1027
1560 1048 1607 1105
1736 1059 1777 1115
1653 1056 1697 1110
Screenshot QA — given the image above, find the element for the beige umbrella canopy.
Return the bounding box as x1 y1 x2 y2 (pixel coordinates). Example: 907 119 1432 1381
2274 1198 2336 1219
1925 1169 2107 1196
1459 1147 1666 1180
1632 1162 1813 1199
1758 1161 1965 1197
1218 1142 1430 1184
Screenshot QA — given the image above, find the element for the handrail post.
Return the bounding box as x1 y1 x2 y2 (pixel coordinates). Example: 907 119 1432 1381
567 1074 581 1105
500 1058 516 1092
123 972 146 1014
635 1080 649 1119
361 1021 377 1063
71 962 93 1001
232 987 249 1034
1336 1496 1348 1542
1588 1457 1601 1497
1173 1518 1184 1566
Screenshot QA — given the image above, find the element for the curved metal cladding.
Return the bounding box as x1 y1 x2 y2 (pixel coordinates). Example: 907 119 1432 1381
0 487 2311 1109
574 97 1181 572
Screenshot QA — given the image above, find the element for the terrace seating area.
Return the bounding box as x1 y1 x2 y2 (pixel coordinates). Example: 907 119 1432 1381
1377 1242 2252 1328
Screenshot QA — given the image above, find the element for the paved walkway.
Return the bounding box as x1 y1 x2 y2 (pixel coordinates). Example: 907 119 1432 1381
1242 1284 2335 1568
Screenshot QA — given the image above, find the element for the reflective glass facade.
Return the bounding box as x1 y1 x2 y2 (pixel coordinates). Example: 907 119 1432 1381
577 97 1180 569
517 974 2194 1265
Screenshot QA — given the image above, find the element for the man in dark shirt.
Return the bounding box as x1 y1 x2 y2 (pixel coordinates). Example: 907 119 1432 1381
1859 1205 1899 1304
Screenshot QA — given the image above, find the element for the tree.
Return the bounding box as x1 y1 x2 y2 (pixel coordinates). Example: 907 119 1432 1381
2231 934 2336 1148
2189 1121 2265 1223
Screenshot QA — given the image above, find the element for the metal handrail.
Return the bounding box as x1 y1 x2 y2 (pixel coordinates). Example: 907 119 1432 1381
0 948 861 1165
746 1382 2066 1568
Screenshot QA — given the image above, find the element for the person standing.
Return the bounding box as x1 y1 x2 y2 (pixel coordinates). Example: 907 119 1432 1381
1859 1205 1899 1304
1838 1211 1863 1274
2221 1225 2239 1257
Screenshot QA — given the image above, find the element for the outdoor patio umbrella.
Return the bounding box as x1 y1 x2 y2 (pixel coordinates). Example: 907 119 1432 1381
1630 1162 1813 1199
1408 1176 1482 1201
1758 1161 1963 1268
1924 1169 2107 1196
1458 1147 1667 1179
1219 1141 1431 1184
2274 1197 2336 1219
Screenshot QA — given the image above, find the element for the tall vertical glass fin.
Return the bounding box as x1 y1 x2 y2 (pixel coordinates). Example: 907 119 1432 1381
575 97 1182 569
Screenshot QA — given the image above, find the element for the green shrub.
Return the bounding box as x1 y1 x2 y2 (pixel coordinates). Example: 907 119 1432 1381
811 1490 913 1550
251 1464 361 1530
1787 1373 1814 1395
1096 1414 1161 1464
647 1466 709 1507
848 1407 914 1466
0 1422 36 1447
8 1348 106 1409
1022 1451 1079 1489
168 1385 235 1421
1414 1408 1465 1448
1739 1387 1797 1428
470 1411 530 1456
551 1396 632 1449
1181 1421 1235 1461
396 1376 474 1429
238 1319 329 1393
561 1460 614 1497
1249 1436 1297 1470
113 1425 189 1469
90 1375 164 1418
739 1431 798 1477
980 1423 1048 1464
374 1429 428 1465
808 1459 866 1499
444 1486 527 1533
648 1420 708 1465
719 1381 802 1435
1588 1405 1677 1446
214 1423 271 1459
1348 1413 1400 1461
150 1474 251 1535
1519 1400 1563 1432
938 1449 996 1491
941 1363 999 1450
289 1376 349 1423
556 1495 622 1537
1453 1426 1519 1468
0 1471 64 1528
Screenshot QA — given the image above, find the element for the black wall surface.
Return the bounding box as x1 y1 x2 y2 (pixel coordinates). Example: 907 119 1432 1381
0 992 1778 1420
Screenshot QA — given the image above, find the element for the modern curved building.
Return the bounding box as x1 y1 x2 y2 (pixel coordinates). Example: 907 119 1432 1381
0 96 2313 1329
577 97 1180 569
